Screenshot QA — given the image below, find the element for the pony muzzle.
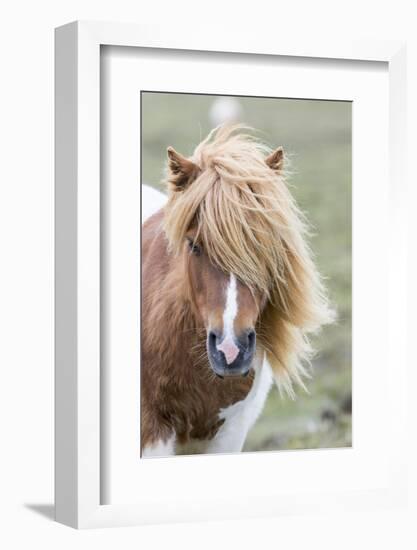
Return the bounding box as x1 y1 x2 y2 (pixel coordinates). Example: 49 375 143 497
207 329 256 378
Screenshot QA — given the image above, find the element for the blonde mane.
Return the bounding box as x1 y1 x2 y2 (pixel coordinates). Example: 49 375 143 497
163 125 334 396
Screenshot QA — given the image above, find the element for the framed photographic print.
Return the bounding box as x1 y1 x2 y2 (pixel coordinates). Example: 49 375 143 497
55 21 407 528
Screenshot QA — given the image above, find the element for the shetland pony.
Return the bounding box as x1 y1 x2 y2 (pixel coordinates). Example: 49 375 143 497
141 126 333 457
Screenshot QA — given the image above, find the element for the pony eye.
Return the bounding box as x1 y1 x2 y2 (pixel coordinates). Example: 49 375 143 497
187 238 202 256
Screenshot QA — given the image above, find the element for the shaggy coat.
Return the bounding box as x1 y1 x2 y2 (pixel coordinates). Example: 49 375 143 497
141 125 333 452
141 210 256 447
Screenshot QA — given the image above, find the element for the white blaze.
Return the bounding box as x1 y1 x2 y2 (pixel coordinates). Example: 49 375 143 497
216 274 239 365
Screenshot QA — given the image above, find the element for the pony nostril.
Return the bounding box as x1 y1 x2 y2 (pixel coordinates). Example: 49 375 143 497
208 331 218 348
247 329 256 350
238 329 256 352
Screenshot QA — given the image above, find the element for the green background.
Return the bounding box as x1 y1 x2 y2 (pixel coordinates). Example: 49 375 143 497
142 92 352 451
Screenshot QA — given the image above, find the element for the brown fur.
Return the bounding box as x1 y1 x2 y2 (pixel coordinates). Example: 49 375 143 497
163 125 334 396
141 125 334 449
141 211 254 448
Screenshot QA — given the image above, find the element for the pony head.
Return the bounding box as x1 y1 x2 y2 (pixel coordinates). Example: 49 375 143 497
163 125 333 394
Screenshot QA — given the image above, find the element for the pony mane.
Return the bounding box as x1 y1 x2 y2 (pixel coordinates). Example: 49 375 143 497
163 125 334 396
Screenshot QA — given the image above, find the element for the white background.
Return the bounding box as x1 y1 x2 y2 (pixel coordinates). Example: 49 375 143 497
0 1 416 549
103 48 392 506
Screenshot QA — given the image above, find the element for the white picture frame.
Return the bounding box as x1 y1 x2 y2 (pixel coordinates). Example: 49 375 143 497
55 21 407 529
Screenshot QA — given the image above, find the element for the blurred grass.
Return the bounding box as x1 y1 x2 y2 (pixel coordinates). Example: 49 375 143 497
142 92 352 451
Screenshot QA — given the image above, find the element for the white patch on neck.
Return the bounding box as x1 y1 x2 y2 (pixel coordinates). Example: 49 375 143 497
206 356 273 453
223 273 238 339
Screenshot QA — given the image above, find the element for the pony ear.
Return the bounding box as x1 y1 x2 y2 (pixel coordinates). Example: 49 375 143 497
265 147 284 174
167 146 199 191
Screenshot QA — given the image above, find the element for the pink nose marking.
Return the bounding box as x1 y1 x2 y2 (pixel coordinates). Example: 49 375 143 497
216 337 239 365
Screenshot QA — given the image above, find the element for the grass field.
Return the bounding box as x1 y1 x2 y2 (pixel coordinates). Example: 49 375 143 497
142 92 352 452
